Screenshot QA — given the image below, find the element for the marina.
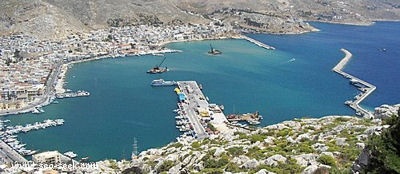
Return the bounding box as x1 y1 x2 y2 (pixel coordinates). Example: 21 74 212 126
333 49 376 118
0 119 65 162
56 90 90 99
1 22 397 162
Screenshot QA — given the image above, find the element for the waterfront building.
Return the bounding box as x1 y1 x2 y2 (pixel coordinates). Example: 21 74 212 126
32 151 61 164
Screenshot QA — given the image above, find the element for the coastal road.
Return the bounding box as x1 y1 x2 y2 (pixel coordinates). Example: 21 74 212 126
0 140 27 163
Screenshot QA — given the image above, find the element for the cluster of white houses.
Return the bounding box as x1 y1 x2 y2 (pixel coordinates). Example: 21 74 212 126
0 23 235 112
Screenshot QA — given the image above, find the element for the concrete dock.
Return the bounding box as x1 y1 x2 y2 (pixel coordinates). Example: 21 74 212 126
240 35 275 50
175 81 228 140
333 49 376 118
0 140 27 163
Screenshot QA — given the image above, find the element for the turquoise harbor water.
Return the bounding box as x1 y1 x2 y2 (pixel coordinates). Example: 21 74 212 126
3 22 400 161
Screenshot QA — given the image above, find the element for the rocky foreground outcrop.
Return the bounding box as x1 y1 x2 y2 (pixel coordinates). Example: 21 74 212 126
111 114 389 173
3 105 398 173
373 104 400 119
84 104 397 174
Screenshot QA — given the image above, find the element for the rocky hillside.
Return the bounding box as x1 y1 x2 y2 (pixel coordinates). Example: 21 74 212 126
352 104 400 173
100 104 398 174
114 116 384 173
3 105 399 173
1 0 399 39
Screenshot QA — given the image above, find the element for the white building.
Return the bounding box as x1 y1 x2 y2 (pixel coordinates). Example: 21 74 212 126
32 151 61 164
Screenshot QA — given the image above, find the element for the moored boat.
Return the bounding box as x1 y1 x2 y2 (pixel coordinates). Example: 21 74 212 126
151 79 177 87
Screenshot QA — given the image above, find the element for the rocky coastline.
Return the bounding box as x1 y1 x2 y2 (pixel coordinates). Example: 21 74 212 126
4 104 398 173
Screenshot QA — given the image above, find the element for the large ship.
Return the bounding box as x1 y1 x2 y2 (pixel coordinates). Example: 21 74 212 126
151 79 177 87
147 56 168 74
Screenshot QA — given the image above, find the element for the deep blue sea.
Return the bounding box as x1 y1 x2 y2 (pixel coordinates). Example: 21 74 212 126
2 22 399 161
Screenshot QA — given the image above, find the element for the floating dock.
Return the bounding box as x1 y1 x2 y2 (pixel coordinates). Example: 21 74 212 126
333 49 376 118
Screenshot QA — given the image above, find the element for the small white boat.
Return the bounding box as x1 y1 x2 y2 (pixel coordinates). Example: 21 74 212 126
64 151 78 158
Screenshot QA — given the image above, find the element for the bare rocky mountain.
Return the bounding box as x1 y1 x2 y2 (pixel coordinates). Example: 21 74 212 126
0 0 399 39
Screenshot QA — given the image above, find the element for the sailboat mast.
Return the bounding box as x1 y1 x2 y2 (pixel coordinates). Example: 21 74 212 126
158 56 166 67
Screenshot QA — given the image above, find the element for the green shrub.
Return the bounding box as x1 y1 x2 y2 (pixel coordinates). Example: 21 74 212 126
201 168 224 174
277 128 293 137
234 132 248 139
225 162 242 173
158 160 175 172
204 157 229 169
298 143 314 153
318 154 337 167
227 146 245 157
326 141 341 152
246 146 266 160
207 122 217 131
108 160 119 170
191 142 201 149
334 117 351 123
168 142 183 149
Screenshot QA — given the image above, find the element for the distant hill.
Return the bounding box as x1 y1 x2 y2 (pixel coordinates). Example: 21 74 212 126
1 0 399 39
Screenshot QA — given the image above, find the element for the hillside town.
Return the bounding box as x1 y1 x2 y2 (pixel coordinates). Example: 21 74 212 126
0 23 236 114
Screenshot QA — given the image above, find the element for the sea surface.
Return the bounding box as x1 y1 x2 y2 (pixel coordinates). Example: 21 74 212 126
2 22 399 161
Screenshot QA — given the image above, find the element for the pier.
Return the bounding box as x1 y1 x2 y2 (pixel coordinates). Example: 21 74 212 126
240 35 275 50
174 81 228 140
0 140 27 163
0 119 64 163
56 90 90 99
333 49 376 118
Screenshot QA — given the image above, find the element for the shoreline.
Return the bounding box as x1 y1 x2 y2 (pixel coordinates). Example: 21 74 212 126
0 33 278 116
333 48 376 118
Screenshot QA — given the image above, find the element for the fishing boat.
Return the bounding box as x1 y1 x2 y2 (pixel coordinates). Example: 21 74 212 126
208 44 222 55
147 56 168 74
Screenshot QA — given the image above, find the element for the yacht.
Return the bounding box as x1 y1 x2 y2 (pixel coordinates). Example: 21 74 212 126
64 151 78 158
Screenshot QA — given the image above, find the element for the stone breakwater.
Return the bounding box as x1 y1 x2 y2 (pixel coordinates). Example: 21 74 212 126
333 48 377 118
239 35 276 50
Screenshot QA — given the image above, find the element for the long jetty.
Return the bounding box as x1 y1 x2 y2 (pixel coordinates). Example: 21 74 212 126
333 49 376 118
174 81 228 140
240 35 275 50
